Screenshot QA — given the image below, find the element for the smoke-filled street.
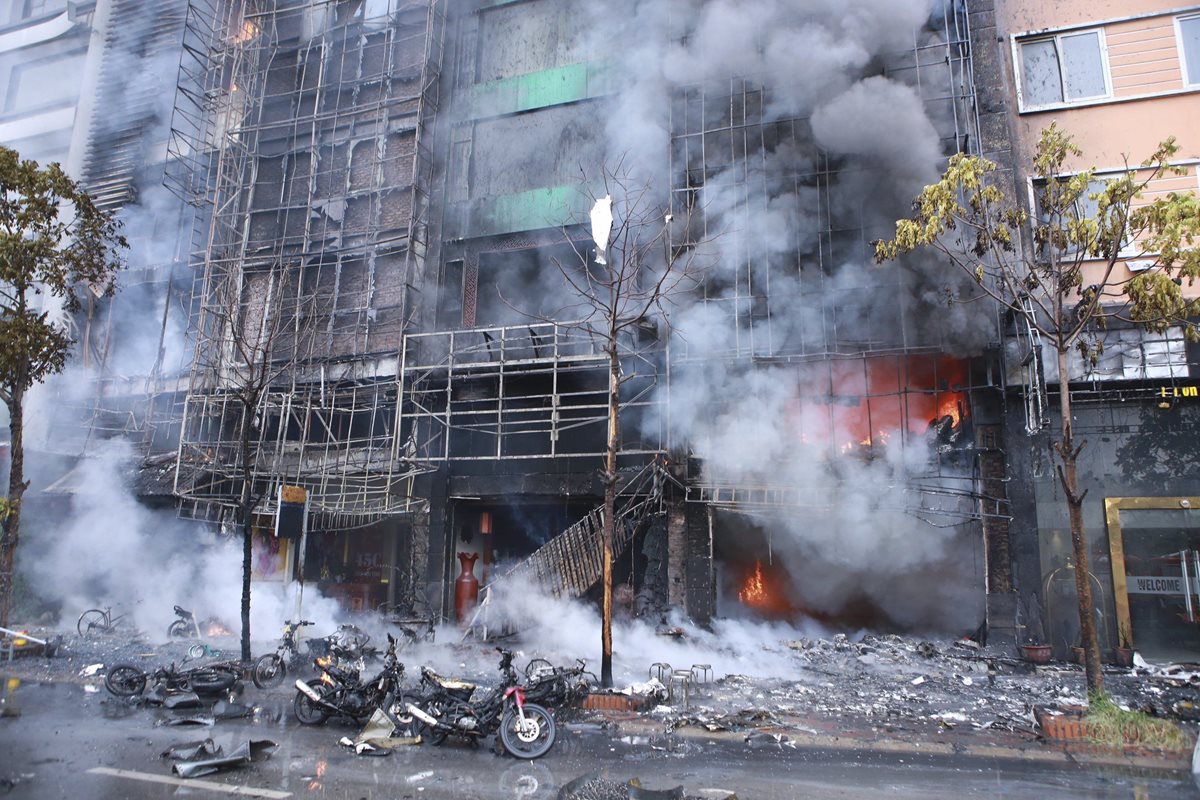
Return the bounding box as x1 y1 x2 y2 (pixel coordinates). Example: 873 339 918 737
1 662 1196 800
2 0 1200 796
2 624 1199 798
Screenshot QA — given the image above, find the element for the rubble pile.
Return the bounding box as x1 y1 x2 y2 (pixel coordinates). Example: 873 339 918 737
616 633 1200 741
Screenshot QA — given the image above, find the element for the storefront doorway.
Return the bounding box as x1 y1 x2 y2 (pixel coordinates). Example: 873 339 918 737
1107 497 1200 662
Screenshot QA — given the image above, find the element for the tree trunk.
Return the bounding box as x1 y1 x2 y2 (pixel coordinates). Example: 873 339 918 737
240 508 252 663
601 340 618 688
239 406 254 664
0 386 27 629
1056 347 1104 696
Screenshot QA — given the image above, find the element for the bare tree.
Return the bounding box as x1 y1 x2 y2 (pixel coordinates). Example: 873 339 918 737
188 262 317 662
876 124 1200 698
535 164 711 687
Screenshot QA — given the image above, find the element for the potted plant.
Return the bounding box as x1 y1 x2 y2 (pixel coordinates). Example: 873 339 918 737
1111 631 1135 668
1017 596 1051 664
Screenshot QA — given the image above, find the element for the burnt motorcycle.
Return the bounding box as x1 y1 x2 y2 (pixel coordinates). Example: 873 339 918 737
293 634 403 725
256 621 378 689
522 657 595 709
403 647 557 759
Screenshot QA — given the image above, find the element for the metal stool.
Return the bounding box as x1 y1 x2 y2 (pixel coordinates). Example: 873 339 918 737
691 664 713 685
649 662 672 683
668 669 693 707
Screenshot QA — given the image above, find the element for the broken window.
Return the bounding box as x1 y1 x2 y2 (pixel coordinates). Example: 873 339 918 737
1018 30 1109 109
1179 15 1200 86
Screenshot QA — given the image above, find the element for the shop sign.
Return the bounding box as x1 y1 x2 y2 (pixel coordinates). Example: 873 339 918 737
276 485 307 539
1159 386 1199 399
1126 574 1199 595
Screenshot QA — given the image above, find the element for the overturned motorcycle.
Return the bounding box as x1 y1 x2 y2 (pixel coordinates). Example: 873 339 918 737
400 648 557 759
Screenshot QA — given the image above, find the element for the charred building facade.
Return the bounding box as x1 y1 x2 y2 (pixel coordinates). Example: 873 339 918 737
44 0 1072 643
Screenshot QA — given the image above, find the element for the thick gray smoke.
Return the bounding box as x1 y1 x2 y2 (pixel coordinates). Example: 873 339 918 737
575 0 988 632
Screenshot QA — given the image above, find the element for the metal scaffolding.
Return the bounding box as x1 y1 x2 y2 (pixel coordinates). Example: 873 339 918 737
667 0 983 363
166 0 446 526
399 321 664 462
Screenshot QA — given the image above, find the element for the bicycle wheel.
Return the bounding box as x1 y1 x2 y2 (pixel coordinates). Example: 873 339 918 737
104 664 147 697
77 609 110 637
167 620 192 638
252 653 286 689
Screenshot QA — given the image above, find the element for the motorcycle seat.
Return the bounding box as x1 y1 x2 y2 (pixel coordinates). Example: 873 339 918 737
422 667 475 693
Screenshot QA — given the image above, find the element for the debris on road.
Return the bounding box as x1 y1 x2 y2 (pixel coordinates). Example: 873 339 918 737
163 738 277 779
557 772 720 800
338 708 422 755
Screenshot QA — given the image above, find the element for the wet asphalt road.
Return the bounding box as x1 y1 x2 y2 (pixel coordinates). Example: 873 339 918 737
0 678 1197 800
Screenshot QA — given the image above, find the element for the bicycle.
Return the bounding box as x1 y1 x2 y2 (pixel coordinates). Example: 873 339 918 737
77 606 127 637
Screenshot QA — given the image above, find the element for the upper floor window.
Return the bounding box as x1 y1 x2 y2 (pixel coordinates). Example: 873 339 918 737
1018 30 1110 110
1179 14 1200 86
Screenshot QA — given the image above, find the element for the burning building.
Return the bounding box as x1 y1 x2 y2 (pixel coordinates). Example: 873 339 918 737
7 0 1097 647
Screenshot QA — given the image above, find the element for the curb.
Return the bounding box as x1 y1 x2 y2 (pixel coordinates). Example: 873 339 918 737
596 713 1192 772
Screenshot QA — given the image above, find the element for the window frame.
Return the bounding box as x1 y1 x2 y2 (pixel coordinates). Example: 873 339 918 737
1014 27 1113 112
1026 171 1143 263
1176 13 1200 88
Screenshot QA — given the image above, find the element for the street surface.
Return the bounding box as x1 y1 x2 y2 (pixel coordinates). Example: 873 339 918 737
0 679 1195 799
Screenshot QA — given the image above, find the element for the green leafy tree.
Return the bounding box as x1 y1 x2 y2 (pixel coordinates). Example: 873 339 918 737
876 124 1200 698
0 148 126 628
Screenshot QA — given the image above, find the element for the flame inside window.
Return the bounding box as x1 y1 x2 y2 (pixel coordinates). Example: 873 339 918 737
739 561 769 606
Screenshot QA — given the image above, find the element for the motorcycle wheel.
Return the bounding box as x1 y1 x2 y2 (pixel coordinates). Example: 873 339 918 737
167 620 192 638
499 703 556 759
294 680 331 725
186 668 237 695
104 664 148 697
411 698 448 745
252 654 286 689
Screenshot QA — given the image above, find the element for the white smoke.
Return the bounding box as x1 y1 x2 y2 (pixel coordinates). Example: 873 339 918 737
573 0 989 632
19 440 343 641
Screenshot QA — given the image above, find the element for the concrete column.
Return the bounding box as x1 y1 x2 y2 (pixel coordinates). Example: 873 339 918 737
666 502 687 609
685 504 715 624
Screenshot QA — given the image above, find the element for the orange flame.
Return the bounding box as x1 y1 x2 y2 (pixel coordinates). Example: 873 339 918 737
309 759 326 791
937 394 963 427
320 671 334 686
206 621 232 637
739 562 768 606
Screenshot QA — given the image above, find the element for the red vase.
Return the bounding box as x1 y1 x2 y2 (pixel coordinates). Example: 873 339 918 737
455 553 480 623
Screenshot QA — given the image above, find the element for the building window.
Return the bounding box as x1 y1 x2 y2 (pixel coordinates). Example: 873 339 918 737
1179 15 1200 87
5 52 84 113
1018 30 1110 109
1031 174 1138 260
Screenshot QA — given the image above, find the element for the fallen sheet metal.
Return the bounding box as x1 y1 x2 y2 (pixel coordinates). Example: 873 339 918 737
212 700 253 720
163 691 202 710
170 739 278 779
162 714 215 727
161 738 219 761
340 709 422 754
